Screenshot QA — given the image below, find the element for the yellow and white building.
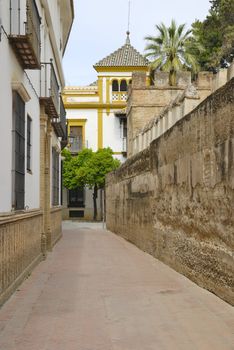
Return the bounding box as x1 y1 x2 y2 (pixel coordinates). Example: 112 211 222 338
63 33 149 220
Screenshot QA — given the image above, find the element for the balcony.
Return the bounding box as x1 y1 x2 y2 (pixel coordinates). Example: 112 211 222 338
40 61 60 119
52 97 67 147
8 0 41 69
112 92 127 102
68 136 88 154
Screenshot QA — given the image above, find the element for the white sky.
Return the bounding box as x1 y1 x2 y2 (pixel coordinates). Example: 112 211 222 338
63 0 211 86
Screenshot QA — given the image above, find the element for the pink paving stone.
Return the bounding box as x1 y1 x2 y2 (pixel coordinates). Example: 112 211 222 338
0 221 233 350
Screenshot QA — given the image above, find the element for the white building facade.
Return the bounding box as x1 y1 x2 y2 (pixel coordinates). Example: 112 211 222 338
63 33 149 220
0 0 74 305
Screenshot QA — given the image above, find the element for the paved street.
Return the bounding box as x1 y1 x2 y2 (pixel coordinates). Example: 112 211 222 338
0 221 233 350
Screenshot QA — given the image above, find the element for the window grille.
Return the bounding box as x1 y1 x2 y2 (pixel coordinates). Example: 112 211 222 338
27 115 32 171
12 92 25 210
68 188 85 207
52 148 60 206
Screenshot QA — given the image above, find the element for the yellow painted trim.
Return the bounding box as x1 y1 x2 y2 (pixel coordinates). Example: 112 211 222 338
98 77 103 103
106 77 110 104
98 110 103 149
63 93 98 98
67 118 87 123
64 102 126 109
67 119 87 148
95 66 149 73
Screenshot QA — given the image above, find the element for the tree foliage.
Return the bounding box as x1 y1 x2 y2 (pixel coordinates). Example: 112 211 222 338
62 148 120 220
62 148 120 190
144 20 201 85
191 0 234 70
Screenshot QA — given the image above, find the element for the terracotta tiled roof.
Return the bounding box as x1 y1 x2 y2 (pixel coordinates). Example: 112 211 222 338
94 33 149 68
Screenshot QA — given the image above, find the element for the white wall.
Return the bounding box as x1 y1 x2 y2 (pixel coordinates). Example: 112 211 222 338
0 2 41 212
66 109 98 150
0 0 71 213
103 111 123 153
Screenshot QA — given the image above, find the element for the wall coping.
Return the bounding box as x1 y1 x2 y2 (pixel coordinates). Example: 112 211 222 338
0 209 43 225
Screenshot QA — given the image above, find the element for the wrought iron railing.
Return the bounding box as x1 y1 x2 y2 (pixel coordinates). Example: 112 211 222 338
122 137 127 153
40 61 60 117
26 0 41 61
68 136 88 153
60 97 67 138
9 0 41 66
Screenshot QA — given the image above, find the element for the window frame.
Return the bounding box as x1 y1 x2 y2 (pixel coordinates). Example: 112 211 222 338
27 115 32 172
52 147 60 206
12 91 25 211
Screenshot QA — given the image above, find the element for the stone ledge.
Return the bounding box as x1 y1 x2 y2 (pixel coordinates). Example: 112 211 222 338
0 210 43 226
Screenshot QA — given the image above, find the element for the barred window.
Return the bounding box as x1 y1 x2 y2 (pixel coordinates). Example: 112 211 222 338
27 115 32 171
68 188 85 208
52 148 60 206
12 92 25 210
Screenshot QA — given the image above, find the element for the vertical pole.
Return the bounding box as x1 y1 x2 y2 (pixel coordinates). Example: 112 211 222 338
9 0 12 34
18 0 20 35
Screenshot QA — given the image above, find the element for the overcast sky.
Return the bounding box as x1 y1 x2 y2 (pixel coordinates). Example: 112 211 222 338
63 0 211 86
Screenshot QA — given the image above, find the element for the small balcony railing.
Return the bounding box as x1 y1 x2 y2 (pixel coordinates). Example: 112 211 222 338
122 137 127 153
112 92 127 102
68 136 88 154
9 0 41 69
40 61 60 119
52 97 67 144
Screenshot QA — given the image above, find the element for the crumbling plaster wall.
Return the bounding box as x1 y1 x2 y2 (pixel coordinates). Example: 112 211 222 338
106 78 234 305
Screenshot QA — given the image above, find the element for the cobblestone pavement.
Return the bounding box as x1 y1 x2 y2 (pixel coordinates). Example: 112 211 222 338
0 221 233 350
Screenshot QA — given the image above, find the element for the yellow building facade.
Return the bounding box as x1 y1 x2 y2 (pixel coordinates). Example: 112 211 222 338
62 33 149 220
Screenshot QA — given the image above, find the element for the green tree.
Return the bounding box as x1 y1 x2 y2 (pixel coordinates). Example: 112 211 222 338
191 0 234 70
62 148 120 220
144 20 200 86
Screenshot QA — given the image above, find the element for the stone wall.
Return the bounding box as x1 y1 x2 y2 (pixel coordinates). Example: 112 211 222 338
106 78 234 305
50 208 62 247
127 71 212 157
0 211 43 306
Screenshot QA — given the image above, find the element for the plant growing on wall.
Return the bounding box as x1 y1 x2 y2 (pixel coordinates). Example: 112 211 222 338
144 19 201 85
62 147 120 221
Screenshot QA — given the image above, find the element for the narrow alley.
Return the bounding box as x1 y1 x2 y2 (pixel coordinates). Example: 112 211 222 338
0 222 233 350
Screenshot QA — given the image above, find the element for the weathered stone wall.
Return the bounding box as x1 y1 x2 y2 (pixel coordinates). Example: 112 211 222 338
127 71 213 157
0 211 43 306
106 78 234 305
50 208 62 247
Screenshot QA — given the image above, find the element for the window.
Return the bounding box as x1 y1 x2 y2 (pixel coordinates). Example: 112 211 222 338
120 80 127 91
12 92 25 210
123 119 127 138
112 80 119 92
68 188 85 207
52 148 60 206
69 125 83 153
27 115 32 171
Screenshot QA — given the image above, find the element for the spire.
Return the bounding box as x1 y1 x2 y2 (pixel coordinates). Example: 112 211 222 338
126 31 130 45
126 0 131 45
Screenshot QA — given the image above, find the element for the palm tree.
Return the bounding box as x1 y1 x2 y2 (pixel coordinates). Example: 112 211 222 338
145 20 200 86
